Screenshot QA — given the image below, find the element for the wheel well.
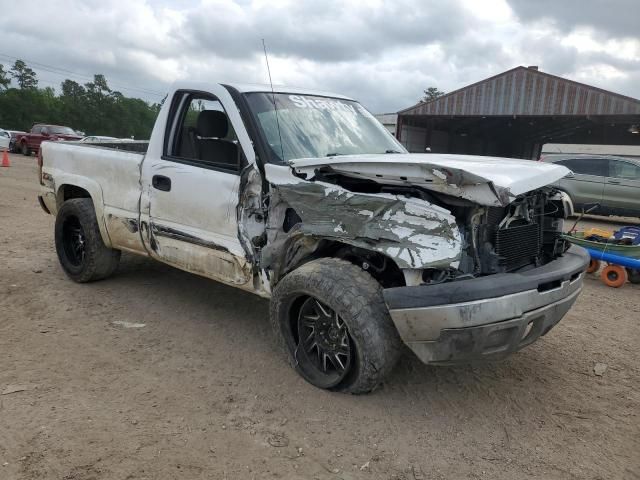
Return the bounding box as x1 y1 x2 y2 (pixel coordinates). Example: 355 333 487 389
57 185 91 208
295 240 406 288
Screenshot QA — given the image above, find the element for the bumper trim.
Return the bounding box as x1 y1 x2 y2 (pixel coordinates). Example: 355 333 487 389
384 246 589 310
406 286 581 365
383 245 589 365
37 195 51 215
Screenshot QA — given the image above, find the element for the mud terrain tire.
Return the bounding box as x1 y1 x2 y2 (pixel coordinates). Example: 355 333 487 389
270 257 402 394
55 198 120 283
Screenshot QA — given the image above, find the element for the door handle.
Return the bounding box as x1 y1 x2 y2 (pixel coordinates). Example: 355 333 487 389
152 175 171 192
607 179 620 184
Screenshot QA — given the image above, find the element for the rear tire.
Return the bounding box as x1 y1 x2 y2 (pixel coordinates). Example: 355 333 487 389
55 198 120 283
270 258 402 394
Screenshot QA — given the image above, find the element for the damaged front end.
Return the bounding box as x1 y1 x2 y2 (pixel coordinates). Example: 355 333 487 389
253 158 571 291
261 172 463 287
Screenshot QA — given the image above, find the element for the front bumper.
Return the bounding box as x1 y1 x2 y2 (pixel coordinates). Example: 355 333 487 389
383 246 589 365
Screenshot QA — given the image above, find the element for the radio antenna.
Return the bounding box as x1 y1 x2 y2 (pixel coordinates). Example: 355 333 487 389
262 39 285 162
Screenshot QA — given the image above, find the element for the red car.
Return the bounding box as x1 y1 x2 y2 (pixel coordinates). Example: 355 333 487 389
18 124 83 156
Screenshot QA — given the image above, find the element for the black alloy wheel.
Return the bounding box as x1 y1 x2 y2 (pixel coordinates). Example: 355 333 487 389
62 215 87 267
270 257 402 393
295 296 352 388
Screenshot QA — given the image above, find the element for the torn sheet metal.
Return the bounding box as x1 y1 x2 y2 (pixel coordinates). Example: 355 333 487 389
147 222 253 287
289 153 569 207
264 178 463 271
237 165 266 267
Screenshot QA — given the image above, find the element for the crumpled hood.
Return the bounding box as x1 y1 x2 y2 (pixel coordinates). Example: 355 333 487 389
289 153 569 207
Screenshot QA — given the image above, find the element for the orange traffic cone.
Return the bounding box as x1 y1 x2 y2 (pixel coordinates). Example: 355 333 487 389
1 149 10 167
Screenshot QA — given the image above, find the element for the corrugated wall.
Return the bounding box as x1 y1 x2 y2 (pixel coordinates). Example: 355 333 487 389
402 67 640 116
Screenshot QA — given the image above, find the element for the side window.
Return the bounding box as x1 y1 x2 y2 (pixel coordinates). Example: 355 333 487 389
40 127 48 135
557 158 606 176
608 160 640 180
166 92 239 172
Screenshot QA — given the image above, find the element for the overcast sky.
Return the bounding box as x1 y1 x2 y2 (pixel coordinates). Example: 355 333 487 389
0 0 638 113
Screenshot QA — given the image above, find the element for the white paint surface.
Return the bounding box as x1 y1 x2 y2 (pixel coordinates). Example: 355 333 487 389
290 153 569 206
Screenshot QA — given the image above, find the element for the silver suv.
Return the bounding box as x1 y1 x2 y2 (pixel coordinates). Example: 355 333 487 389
541 154 640 217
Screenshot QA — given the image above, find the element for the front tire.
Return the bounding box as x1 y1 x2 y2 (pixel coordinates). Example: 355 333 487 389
270 258 402 394
21 142 30 156
55 198 120 282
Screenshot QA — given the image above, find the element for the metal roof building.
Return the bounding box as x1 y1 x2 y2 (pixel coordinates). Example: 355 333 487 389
396 66 640 159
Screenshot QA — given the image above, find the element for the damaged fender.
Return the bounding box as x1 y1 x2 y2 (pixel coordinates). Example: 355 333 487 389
261 165 463 277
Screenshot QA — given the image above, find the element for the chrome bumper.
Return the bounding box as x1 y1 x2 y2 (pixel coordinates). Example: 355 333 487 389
383 246 589 364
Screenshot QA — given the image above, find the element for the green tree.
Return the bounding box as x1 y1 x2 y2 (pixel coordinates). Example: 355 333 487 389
10 59 38 89
0 60 158 138
421 86 445 102
0 64 10 90
59 80 86 129
61 79 86 99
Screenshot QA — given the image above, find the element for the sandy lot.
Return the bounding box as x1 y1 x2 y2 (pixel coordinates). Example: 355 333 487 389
1 153 638 480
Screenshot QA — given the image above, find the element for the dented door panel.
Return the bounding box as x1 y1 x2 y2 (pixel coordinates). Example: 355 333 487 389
142 159 250 286
148 222 252 287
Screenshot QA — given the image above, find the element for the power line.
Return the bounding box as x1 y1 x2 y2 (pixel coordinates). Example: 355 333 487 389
0 52 165 98
0 52 165 96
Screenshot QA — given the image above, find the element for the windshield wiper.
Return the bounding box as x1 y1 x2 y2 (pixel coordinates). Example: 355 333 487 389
384 149 402 154
326 152 344 157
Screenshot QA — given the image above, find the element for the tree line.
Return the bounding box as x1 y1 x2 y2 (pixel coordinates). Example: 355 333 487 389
0 59 162 139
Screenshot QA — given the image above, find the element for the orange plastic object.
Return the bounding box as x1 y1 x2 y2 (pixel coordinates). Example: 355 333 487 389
600 265 627 288
1 150 9 167
586 259 600 273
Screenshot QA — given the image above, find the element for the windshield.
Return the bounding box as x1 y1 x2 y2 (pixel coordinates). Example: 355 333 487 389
49 126 76 135
245 93 405 163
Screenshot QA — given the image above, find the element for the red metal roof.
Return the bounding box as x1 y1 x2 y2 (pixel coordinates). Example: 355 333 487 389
399 66 640 116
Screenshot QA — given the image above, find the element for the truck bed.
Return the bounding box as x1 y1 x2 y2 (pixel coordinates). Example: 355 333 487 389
40 140 148 255
62 141 149 154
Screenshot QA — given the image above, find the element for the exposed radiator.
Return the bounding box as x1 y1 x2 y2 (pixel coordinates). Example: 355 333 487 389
494 223 541 271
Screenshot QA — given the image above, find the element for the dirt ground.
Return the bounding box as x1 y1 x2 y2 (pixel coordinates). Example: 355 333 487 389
1 153 639 480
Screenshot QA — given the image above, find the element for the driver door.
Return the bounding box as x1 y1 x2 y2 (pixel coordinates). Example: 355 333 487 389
140 90 252 288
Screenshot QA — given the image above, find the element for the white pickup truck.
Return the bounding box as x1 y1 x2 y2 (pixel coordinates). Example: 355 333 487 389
38 82 589 393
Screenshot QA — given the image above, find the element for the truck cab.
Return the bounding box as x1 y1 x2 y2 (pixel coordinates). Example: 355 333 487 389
39 82 589 393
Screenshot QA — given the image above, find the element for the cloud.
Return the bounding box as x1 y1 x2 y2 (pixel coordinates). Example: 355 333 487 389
506 0 639 39
0 0 638 113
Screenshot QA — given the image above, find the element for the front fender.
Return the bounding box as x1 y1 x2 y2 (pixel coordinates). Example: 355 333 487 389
268 180 463 271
